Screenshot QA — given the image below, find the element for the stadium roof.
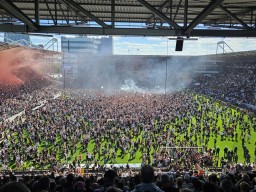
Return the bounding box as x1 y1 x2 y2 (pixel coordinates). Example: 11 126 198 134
0 0 255 37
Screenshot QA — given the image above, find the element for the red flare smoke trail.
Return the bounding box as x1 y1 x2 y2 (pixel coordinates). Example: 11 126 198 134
0 48 38 85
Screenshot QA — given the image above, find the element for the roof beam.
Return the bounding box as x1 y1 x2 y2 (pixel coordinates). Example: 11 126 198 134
184 0 188 27
60 0 109 28
55 0 57 25
137 0 181 29
44 0 57 25
0 10 14 18
218 4 252 30
58 0 86 23
255 11 256 27
184 0 224 34
35 0 40 25
58 2 68 24
21 14 232 21
169 0 172 20
205 7 256 25
251 9 253 27
173 0 182 22
111 0 115 28
18 9 227 16
7 1 255 9
1 24 256 37
0 0 38 30
147 0 169 24
210 24 244 29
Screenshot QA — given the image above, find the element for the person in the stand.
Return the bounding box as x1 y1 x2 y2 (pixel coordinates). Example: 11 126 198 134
0 182 31 192
132 165 163 192
202 182 217 192
220 179 232 192
160 174 178 192
94 170 120 192
38 176 50 192
182 174 193 189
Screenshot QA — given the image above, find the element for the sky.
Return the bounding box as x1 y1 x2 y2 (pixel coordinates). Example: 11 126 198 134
1 32 256 56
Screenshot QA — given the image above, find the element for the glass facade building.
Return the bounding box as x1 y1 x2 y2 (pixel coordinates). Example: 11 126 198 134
61 36 113 76
4 32 39 48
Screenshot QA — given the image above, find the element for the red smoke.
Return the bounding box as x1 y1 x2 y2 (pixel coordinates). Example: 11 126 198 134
0 48 38 85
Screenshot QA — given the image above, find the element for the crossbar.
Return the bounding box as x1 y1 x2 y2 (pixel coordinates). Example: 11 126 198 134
161 147 203 149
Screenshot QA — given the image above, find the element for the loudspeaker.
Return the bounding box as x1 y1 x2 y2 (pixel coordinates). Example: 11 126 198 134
175 39 184 51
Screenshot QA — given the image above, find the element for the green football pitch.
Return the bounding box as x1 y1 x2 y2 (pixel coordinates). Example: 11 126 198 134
8 95 256 169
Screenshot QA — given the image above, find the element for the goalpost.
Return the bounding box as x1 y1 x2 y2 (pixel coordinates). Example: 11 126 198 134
160 146 203 151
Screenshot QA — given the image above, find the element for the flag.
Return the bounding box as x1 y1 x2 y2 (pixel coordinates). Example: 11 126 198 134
196 163 203 172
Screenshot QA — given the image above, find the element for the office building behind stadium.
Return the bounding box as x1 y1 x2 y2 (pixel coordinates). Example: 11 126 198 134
4 32 40 48
61 35 113 77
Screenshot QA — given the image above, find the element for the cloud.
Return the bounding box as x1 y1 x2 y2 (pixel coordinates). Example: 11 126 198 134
63 35 76 38
147 37 162 41
115 42 131 45
116 41 172 48
30 36 52 41
114 38 218 56
113 36 121 41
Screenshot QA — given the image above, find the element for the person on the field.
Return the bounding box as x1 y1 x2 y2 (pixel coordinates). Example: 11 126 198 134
247 134 251 143
214 138 217 149
242 137 245 146
224 147 228 157
234 146 237 154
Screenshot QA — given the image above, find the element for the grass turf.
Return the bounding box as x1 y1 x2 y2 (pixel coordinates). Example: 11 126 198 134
7 94 256 169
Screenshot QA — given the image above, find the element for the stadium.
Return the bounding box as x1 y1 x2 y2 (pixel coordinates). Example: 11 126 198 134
0 0 256 191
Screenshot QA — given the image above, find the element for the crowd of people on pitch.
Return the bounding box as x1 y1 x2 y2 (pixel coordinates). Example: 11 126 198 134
0 66 54 121
1 165 256 192
0 86 256 173
193 70 256 106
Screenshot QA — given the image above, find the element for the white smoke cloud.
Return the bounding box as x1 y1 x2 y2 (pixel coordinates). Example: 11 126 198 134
121 79 148 93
